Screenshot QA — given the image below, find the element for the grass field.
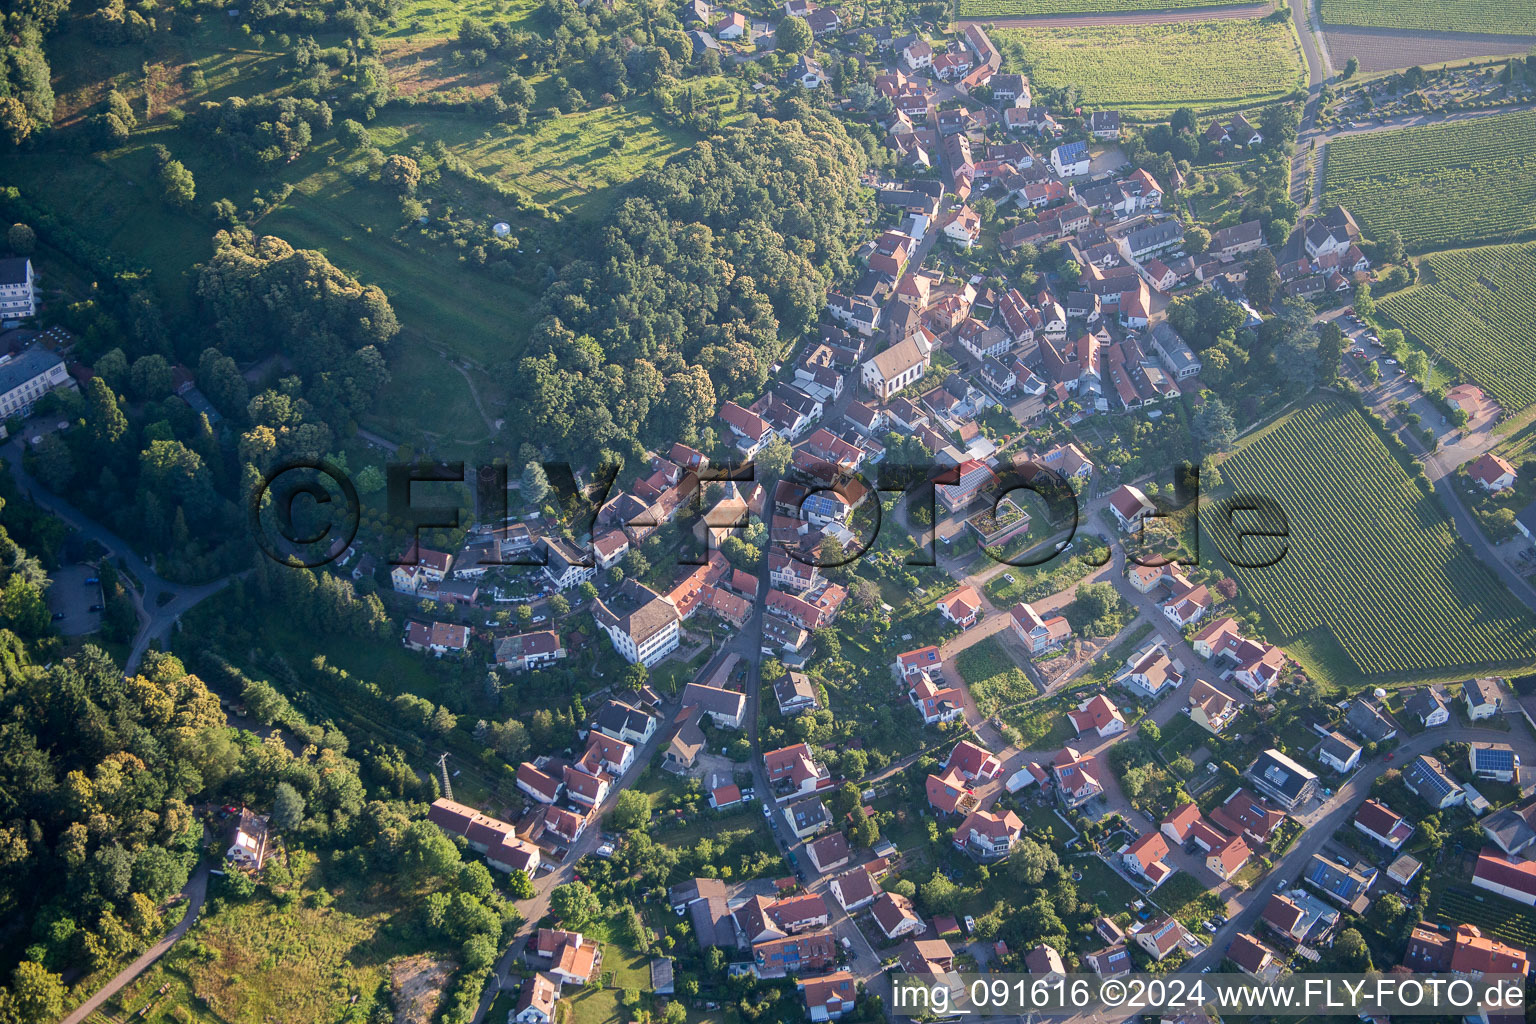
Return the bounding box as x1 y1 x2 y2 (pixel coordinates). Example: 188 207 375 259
366 94 739 222
1321 110 1536 251
1378 243 1536 413
993 20 1305 118
954 636 1038 714
106 860 417 1023
1204 397 1536 682
1318 0 1536 37
959 0 1257 16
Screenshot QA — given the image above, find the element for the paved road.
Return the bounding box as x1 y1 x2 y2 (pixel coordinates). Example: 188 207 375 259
60 863 211 1024
2 440 233 674
1183 719 1536 974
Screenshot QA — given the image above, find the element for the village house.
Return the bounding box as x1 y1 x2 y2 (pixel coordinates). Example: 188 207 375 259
593 579 680 668
871 891 925 939
799 972 858 1021
1107 484 1155 531
764 743 831 797
1188 679 1240 735
1068 694 1126 738
516 762 563 805
405 620 469 656
936 585 982 628
1052 747 1103 807
1245 749 1319 811
945 740 1002 782
494 630 565 672
680 681 747 728
953 808 1024 860
1464 677 1504 720
775 671 820 716
1119 641 1183 700
1354 799 1414 851
1123 832 1175 888
909 670 965 725
1130 916 1199 962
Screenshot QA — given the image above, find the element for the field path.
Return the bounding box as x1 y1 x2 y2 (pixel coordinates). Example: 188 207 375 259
60 863 211 1024
957 1 1271 27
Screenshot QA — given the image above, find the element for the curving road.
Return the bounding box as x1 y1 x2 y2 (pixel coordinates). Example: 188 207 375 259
2 440 234 674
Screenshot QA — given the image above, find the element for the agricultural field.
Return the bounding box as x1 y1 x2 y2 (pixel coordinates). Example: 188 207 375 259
993 20 1305 118
1321 27 1536 75
957 0 1256 16
1318 0 1536 38
1378 243 1536 412
1321 109 1536 251
1203 398 1536 683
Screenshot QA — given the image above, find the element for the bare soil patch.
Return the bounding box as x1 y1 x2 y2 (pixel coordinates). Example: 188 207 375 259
1322 25 1536 73
382 40 499 97
391 955 455 1024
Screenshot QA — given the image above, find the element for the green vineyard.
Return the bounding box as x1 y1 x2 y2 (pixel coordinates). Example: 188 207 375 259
1319 0 1536 37
1434 887 1536 948
1204 399 1536 680
1321 110 1536 251
1379 243 1536 412
959 0 1253 16
992 20 1305 118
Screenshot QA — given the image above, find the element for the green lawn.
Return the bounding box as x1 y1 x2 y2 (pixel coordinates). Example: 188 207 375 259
993 19 1306 119
1005 701 1077 749
1155 872 1224 929
953 636 1038 715
104 857 423 1024
1204 397 1536 685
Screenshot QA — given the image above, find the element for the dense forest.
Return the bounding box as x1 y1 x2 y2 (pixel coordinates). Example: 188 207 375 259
506 108 870 468
0 497 522 1022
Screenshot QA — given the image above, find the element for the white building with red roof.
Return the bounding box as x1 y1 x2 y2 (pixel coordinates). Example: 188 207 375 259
1206 834 1251 881
764 743 831 797
1068 694 1126 738
1108 484 1155 530
909 671 965 725
1469 453 1517 491
926 765 977 815
895 644 942 678
1122 832 1175 888
944 740 1001 782
1052 747 1103 808
937 585 982 628
1162 802 1202 845
953 808 1024 860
